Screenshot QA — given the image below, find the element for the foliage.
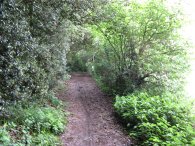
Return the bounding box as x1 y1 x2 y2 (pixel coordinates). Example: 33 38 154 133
47 93 64 108
14 106 66 134
65 23 95 72
0 0 110 144
0 0 109 104
86 0 188 95
0 123 61 146
63 0 110 24
32 132 60 146
114 92 195 145
0 0 193 145
68 49 93 72
66 0 111 72
0 125 11 145
0 95 66 145
0 0 71 111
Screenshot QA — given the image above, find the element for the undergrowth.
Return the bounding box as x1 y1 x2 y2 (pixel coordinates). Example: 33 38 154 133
114 92 195 145
0 94 66 146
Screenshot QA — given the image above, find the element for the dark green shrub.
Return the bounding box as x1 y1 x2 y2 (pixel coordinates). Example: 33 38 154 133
0 0 70 113
114 92 195 145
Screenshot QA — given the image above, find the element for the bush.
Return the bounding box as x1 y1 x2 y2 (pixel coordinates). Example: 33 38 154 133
0 0 69 104
0 122 62 146
15 106 66 135
114 92 195 145
47 94 64 108
32 132 60 146
0 100 66 145
0 125 11 145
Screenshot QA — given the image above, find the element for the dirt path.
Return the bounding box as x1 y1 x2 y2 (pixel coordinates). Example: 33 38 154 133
60 73 131 146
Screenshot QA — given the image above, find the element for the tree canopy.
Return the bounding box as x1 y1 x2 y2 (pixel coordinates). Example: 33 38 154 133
79 0 189 95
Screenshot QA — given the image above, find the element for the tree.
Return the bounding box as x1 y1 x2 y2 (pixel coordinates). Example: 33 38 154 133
87 0 188 95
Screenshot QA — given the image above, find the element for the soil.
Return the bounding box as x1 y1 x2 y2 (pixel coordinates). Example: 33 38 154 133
59 72 131 146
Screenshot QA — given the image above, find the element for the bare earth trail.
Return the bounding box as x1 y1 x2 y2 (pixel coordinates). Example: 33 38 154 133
59 73 131 146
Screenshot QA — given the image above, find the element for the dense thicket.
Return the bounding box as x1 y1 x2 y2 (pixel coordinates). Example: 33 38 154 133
0 0 69 108
0 0 107 107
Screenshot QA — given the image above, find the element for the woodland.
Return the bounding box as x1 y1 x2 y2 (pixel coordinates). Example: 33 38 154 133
0 0 195 145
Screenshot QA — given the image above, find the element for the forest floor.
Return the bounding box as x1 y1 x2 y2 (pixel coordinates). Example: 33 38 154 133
59 72 131 146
